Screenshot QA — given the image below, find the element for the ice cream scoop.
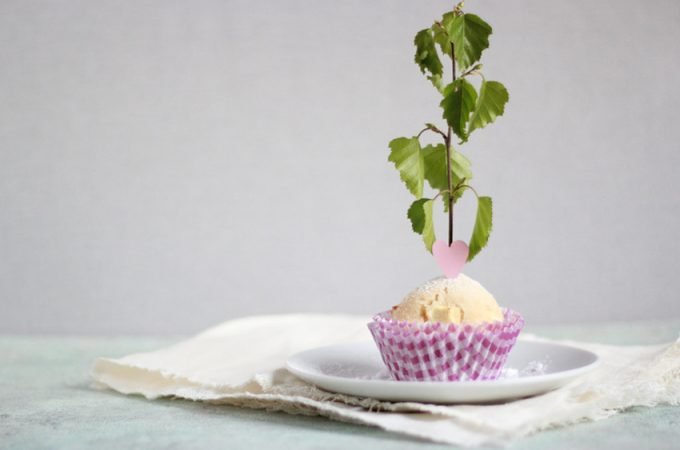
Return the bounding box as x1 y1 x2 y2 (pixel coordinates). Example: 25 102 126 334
390 275 503 325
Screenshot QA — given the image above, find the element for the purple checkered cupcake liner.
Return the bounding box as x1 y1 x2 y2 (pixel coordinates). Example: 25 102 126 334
367 308 524 382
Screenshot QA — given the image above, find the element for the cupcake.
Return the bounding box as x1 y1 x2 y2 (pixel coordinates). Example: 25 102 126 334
368 275 524 381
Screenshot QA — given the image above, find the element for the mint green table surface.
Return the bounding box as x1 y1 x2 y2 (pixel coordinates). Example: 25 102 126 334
1 320 679 450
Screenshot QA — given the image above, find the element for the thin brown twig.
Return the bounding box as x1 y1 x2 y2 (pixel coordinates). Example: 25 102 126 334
417 126 448 142
445 41 457 245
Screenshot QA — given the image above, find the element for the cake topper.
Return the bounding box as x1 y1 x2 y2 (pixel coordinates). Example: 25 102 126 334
432 240 469 278
388 1 508 276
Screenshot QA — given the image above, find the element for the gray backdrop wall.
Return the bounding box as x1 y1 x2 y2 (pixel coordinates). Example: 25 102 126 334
1 0 679 335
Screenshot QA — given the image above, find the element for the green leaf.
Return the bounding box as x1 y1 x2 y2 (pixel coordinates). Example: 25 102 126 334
468 80 509 135
441 79 477 142
451 150 472 184
447 13 492 70
422 144 473 195
408 198 436 252
414 29 443 90
468 196 493 261
450 150 473 200
422 144 448 192
442 149 473 209
421 144 473 213
432 12 455 57
422 144 451 212
388 137 424 198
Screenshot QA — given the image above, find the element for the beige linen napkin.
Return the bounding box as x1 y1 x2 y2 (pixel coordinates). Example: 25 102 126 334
91 314 680 447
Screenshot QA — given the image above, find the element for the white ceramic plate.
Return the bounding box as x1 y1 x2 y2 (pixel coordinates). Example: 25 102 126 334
286 340 599 404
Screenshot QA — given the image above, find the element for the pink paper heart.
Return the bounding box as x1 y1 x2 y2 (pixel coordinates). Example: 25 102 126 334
432 240 469 278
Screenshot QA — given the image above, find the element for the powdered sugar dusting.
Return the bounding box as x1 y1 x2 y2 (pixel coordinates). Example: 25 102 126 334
411 275 477 296
320 359 549 381
498 359 549 380
319 362 392 380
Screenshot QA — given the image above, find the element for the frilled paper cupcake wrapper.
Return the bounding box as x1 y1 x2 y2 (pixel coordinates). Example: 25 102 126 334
367 309 524 382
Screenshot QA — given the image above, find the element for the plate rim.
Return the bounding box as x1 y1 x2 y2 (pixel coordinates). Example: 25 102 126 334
285 339 600 388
